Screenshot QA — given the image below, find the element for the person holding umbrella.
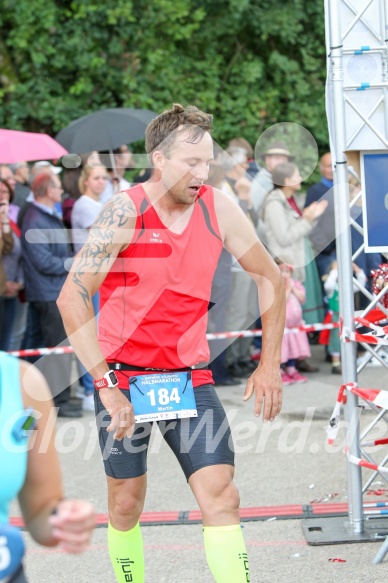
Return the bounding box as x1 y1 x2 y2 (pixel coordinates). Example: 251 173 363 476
55 107 156 203
99 145 132 203
58 103 285 583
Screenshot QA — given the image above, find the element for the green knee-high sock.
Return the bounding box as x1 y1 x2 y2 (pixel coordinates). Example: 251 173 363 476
203 524 250 583
108 522 144 583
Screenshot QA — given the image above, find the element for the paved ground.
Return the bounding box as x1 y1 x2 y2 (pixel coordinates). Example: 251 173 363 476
12 345 388 582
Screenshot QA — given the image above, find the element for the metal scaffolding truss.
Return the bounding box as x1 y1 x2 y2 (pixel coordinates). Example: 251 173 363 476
340 0 388 150
359 395 388 493
302 0 388 546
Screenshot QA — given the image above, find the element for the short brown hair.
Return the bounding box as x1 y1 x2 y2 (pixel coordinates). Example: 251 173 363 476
272 162 296 189
32 173 57 199
145 103 213 164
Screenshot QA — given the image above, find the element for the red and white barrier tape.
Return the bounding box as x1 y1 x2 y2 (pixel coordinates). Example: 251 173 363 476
326 383 351 445
341 316 388 346
7 321 340 358
326 383 388 446
348 453 388 474
10 309 386 359
361 437 388 448
206 321 339 340
327 384 388 482
7 346 76 358
348 385 388 409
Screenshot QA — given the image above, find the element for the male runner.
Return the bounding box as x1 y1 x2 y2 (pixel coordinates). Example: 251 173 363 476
58 103 286 582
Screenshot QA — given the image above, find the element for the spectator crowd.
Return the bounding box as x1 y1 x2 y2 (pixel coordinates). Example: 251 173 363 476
0 139 384 415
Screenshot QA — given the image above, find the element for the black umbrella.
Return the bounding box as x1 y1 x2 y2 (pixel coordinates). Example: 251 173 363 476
55 107 157 154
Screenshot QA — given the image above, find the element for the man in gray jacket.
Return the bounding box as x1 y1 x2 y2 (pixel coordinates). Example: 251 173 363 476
21 173 82 417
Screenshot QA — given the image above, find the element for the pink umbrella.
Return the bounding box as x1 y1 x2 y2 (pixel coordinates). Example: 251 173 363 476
0 128 68 164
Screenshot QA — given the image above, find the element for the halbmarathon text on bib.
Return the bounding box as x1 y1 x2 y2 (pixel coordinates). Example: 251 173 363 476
129 372 198 422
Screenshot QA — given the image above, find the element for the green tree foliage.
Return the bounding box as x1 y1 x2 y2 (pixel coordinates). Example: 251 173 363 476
0 0 328 152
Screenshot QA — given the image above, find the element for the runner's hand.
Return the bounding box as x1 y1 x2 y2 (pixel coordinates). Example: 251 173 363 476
49 499 96 554
243 363 282 421
99 387 135 439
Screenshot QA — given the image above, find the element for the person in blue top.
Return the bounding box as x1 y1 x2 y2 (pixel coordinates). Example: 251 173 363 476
0 351 95 582
304 152 336 281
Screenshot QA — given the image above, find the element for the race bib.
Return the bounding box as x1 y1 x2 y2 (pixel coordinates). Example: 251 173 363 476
129 372 198 423
0 524 25 581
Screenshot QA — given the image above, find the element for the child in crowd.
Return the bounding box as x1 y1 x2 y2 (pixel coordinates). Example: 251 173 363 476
323 260 367 374
276 258 311 385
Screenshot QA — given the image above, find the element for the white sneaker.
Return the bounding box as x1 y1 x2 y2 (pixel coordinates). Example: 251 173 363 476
82 393 95 412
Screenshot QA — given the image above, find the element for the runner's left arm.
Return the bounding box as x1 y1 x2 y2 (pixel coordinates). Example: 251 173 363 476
214 189 285 422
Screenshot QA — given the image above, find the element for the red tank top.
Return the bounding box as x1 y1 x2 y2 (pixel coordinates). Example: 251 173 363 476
98 184 223 388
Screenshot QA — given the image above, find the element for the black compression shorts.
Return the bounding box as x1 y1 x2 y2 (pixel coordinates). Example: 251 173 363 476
94 384 235 481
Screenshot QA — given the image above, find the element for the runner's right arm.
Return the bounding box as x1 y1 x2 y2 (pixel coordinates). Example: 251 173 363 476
57 191 137 439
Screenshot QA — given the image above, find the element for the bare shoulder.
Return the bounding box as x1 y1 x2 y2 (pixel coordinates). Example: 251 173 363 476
96 190 138 229
213 186 256 241
64 190 139 304
19 359 52 412
212 186 238 215
212 187 246 239
79 189 138 260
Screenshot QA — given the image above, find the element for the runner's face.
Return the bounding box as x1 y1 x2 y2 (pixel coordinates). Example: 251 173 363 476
160 131 214 205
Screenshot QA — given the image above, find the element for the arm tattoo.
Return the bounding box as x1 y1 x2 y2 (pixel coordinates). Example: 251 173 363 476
94 192 136 228
72 193 136 308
